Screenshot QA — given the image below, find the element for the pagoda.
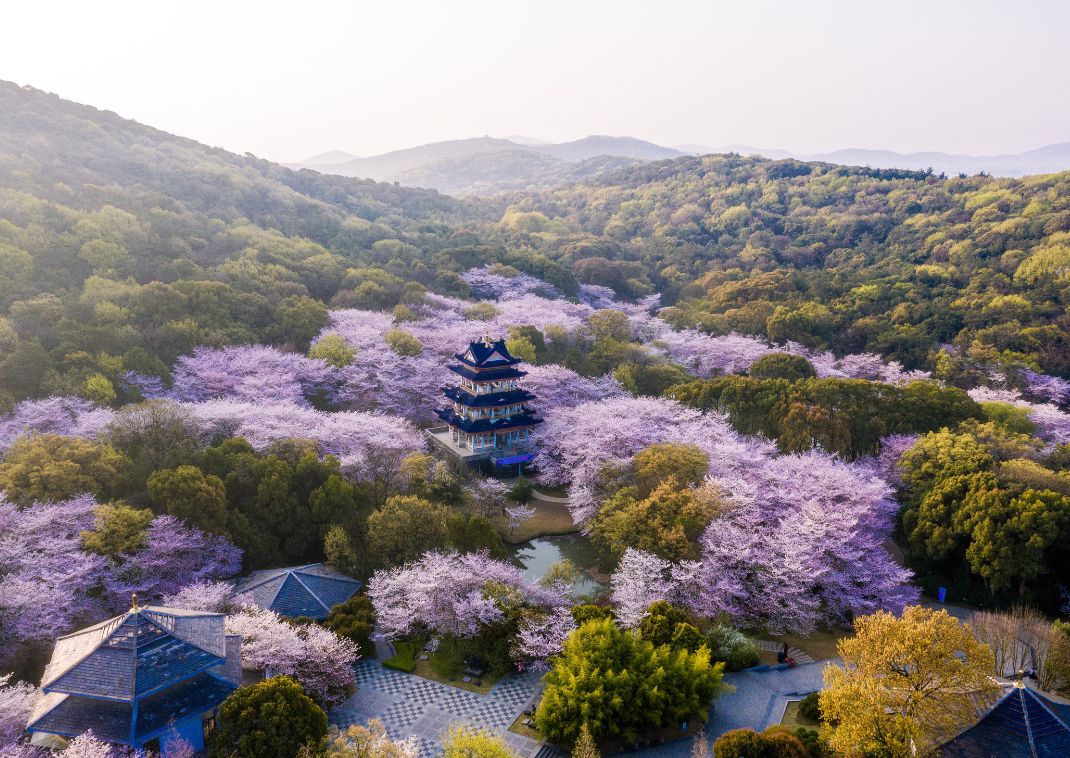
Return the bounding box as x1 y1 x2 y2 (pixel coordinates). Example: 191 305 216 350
26 601 241 755
428 335 542 468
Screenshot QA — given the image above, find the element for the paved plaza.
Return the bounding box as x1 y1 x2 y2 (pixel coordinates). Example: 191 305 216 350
331 661 546 757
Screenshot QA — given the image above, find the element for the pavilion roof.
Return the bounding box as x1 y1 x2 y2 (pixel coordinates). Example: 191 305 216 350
231 563 362 620
455 338 520 369
441 386 534 408
446 364 527 382
940 684 1070 758
39 606 227 702
434 408 542 434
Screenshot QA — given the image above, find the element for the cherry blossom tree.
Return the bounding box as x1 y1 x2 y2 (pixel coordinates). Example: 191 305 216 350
0 396 109 453
169 345 337 406
512 607 577 671
461 266 561 300
522 364 624 412
0 673 36 752
610 548 699 629
105 515 241 610
0 494 107 644
367 550 566 640
161 580 235 613
225 604 358 706
505 504 536 531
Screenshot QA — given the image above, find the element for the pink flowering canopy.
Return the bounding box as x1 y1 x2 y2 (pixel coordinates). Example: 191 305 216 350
367 550 567 640
225 604 358 707
169 345 337 406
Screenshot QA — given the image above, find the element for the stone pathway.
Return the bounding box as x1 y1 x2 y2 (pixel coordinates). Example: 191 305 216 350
531 489 569 504
752 639 815 664
331 661 545 757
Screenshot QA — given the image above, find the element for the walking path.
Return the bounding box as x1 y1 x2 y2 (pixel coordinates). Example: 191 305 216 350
752 639 815 664
531 489 569 504
622 658 836 757
332 661 546 757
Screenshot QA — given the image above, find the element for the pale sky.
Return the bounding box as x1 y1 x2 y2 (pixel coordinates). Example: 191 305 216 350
3 0 1068 162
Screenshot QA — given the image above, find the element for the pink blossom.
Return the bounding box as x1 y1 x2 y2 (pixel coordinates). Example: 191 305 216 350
461 266 561 300
0 396 101 452
505 504 536 530
367 551 566 640
0 673 36 750
225 604 358 707
513 607 577 671
160 580 236 613
169 345 337 406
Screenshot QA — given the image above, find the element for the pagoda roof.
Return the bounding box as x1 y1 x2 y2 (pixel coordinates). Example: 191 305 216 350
28 672 235 745
455 338 520 368
940 684 1070 758
447 364 527 382
39 606 227 702
442 386 534 408
435 408 543 434
232 563 362 620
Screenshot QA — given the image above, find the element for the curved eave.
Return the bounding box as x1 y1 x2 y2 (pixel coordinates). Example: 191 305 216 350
434 409 543 434
441 386 535 407
447 364 527 382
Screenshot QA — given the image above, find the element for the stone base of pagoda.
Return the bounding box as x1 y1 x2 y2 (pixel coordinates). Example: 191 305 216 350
425 426 494 461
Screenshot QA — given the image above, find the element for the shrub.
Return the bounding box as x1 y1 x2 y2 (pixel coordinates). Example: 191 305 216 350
706 624 759 670
382 641 418 672
748 352 818 382
324 594 375 658
209 676 327 758
508 476 534 504
384 328 422 356
798 691 822 722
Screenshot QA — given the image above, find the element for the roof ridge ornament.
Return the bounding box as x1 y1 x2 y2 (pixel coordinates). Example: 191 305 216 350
131 593 138 611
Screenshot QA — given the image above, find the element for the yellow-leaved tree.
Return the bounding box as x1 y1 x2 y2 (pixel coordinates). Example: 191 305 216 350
821 606 997 757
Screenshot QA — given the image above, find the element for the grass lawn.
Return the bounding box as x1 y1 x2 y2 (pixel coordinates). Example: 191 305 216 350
781 700 829 737
382 641 417 672
412 658 500 695
508 713 541 740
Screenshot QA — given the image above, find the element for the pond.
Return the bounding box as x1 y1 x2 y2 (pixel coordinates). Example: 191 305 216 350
510 534 606 599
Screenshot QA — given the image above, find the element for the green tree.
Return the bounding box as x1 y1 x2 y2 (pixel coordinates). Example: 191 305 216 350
324 523 363 577
614 361 691 397
80 502 154 558
592 481 720 560
148 465 230 534
0 433 127 504
324 594 376 658
899 429 995 504
366 495 450 569
589 309 632 342
309 334 356 368
447 513 507 558
631 442 709 497
964 488 1070 598
269 295 329 349
384 328 421 356
210 676 328 758
536 618 723 745
573 722 599 758
441 724 518 758
102 400 201 493
748 353 817 382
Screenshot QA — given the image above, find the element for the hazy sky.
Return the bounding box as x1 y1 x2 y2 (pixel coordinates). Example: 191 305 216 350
4 1 1068 161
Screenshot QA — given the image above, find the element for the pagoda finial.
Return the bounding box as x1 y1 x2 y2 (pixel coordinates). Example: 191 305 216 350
131 593 138 611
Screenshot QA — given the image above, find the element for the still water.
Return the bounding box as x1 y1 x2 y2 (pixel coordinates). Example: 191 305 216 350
510 534 605 598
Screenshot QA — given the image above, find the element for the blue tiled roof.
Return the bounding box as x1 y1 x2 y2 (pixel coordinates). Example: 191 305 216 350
29 606 233 747
455 339 519 368
42 608 226 701
442 386 534 408
232 563 362 620
941 686 1070 758
28 673 235 746
447 364 527 382
435 408 542 434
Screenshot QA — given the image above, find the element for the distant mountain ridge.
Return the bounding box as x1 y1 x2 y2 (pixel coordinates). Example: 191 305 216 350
288 135 681 196
293 134 1070 196
675 142 1070 179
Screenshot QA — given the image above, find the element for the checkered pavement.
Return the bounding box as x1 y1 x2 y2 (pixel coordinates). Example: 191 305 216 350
333 661 545 757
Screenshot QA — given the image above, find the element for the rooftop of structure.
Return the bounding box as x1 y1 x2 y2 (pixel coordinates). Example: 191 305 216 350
231 563 362 620
39 605 228 702
441 385 534 407
455 337 520 368
940 683 1070 758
